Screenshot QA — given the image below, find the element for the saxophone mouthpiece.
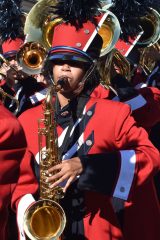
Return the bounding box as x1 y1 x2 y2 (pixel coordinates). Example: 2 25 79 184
56 77 68 91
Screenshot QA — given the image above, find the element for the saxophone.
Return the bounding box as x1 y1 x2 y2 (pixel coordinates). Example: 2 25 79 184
23 81 66 240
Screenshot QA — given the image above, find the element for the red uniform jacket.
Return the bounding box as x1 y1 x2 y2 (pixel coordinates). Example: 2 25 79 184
19 96 160 240
0 102 38 240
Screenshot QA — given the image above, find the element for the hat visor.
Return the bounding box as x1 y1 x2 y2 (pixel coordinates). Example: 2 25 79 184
49 52 91 63
48 46 93 64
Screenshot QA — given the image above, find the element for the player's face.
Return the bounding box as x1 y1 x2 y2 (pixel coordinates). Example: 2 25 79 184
52 60 87 98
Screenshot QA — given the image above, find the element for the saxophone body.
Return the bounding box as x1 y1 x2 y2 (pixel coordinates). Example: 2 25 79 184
23 85 66 240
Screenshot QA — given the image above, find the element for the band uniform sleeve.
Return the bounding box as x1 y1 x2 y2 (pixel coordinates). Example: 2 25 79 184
114 103 160 200
131 87 160 131
11 149 38 240
78 103 160 201
0 106 38 240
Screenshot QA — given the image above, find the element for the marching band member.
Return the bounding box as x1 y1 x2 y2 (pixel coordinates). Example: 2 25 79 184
18 1 160 239
1 39 48 116
0 0 48 116
0 100 38 240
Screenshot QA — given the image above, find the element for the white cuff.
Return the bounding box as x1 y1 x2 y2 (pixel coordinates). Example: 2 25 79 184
113 150 136 200
17 194 35 240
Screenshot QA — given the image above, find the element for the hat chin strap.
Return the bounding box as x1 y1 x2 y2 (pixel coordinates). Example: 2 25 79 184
80 60 97 85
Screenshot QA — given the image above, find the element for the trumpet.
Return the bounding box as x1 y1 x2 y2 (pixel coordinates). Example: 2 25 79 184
16 41 48 75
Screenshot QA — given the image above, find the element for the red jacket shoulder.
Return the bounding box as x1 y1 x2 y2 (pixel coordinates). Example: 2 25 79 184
0 102 26 148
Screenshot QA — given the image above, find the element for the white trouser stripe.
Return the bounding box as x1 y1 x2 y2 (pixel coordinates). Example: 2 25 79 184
17 194 35 240
113 150 136 200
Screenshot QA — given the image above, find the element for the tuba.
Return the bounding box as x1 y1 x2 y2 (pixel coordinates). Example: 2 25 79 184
136 8 160 48
24 0 121 55
135 8 160 76
98 10 121 56
23 82 66 240
24 0 59 49
16 0 58 75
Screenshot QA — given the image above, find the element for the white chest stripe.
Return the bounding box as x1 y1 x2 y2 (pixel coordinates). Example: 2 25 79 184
15 86 23 100
35 107 86 163
69 107 86 137
62 108 86 160
29 92 46 104
124 94 147 111
35 125 69 164
35 127 83 163
70 117 83 136
62 133 84 160
60 107 86 159
58 126 69 147
113 150 136 200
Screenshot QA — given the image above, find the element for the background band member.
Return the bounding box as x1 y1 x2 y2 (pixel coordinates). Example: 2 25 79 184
0 100 38 240
0 0 48 116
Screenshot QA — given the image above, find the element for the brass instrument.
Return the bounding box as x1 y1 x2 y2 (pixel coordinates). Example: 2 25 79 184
98 48 131 91
24 0 120 55
129 8 160 77
16 0 56 75
98 10 121 56
24 0 59 49
16 41 48 75
100 0 113 10
137 8 160 48
0 53 18 73
139 41 160 76
0 87 19 115
0 54 19 114
23 81 66 240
